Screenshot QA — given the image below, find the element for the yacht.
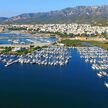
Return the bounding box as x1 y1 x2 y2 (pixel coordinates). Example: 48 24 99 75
104 82 108 88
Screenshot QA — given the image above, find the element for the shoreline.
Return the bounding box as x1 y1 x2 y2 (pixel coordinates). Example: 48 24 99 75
0 43 51 48
60 38 108 50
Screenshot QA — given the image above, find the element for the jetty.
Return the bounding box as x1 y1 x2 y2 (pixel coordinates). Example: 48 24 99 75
5 59 19 67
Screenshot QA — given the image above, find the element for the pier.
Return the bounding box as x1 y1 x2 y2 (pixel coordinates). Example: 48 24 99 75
5 59 18 67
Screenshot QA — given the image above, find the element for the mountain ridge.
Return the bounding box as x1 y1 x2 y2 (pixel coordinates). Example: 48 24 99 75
1 5 108 25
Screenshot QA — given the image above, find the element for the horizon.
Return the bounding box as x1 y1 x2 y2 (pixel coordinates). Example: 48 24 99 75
0 0 108 17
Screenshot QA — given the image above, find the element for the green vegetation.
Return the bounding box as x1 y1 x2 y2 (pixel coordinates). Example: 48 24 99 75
15 46 42 55
60 39 108 50
1 47 13 54
0 46 42 55
8 27 27 31
84 40 108 50
16 48 29 55
60 39 83 47
39 31 75 38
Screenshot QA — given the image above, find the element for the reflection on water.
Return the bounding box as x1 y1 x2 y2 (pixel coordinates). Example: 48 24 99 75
80 42 93 47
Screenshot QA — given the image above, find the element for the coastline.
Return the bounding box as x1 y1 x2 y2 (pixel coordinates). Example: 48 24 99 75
60 38 108 50
0 43 51 48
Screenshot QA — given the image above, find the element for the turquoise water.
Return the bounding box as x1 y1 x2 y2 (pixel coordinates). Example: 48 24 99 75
0 49 108 108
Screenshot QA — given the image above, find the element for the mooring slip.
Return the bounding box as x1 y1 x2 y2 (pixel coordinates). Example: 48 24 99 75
0 46 72 67
77 46 108 88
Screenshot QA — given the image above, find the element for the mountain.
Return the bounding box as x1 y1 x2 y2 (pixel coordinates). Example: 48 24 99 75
0 17 8 23
2 5 108 25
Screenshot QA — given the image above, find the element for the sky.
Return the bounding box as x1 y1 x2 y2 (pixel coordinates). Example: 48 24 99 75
0 0 108 17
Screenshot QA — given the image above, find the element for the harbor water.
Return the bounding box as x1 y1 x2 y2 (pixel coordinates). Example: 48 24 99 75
0 33 57 44
0 48 108 108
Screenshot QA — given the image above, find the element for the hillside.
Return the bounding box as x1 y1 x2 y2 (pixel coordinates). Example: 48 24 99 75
2 5 108 25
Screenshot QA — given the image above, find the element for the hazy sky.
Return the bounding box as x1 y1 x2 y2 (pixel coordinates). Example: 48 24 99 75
0 0 108 17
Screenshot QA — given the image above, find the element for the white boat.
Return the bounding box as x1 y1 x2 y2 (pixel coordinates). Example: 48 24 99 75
8 39 12 42
104 82 108 88
97 72 103 78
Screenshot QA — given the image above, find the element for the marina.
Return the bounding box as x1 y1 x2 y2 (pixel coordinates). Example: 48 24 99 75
0 46 71 66
0 46 108 108
0 33 108 108
0 45 108 88
0 33 57 44
1 0 108 107
77 47 108 88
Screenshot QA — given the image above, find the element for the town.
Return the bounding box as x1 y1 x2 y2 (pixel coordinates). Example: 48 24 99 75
0 23 108 36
